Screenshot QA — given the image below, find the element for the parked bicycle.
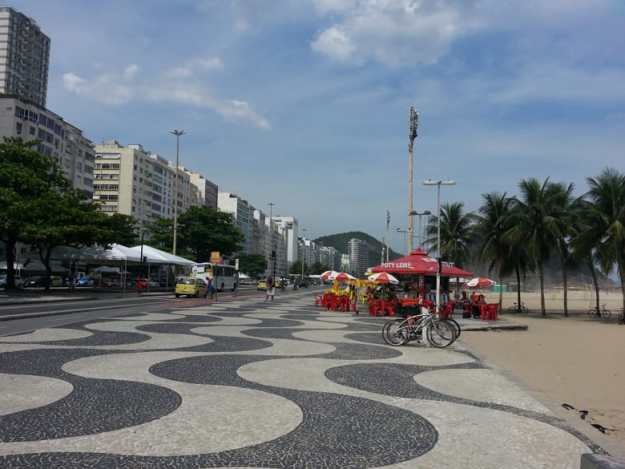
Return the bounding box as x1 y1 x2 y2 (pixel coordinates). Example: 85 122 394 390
381 308 458 348
507 302 528 313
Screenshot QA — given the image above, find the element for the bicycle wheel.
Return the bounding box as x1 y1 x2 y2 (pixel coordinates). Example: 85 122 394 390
382 319 408 346
427 320 456 348
601 307 612 320
444 318 461 339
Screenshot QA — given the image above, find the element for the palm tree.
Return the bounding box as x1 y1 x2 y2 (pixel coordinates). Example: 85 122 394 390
545 182 576 317
580 168 625 324
425 202 475 267
507 178 560 316
571 199 603 317
476 192 515 310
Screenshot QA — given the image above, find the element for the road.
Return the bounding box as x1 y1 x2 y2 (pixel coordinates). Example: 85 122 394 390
0 289 598 468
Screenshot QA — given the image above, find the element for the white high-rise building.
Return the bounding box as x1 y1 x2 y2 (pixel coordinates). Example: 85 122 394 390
0 96 95 195
218 192 253 254
0 7 50 107
185 169 218 209
273 216 299 265
93 140 199 227
348 238 369 276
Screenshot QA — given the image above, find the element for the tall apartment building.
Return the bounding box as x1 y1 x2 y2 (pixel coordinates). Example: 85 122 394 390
319 246 339 271
218 192 253 254
0 7 50 107
185 169 218 209
0 96 95 195
348 238 369 276
273 216 299 266
93 140 198 227
265 216 287 277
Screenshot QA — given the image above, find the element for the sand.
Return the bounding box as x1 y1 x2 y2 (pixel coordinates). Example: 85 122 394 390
461 313 625 458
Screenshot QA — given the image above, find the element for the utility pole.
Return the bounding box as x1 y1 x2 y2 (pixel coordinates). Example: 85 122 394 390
407 106 419 253
170 129 185 255
385 209 391 262
301 227 307 281
268 202 275 279
423 180 455 313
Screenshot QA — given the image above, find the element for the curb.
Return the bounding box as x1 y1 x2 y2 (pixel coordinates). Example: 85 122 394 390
0 296 96 306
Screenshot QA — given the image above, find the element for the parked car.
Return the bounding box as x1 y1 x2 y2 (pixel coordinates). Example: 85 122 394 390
75 276 94 287
175 277 208 298
23 275 64 288
0 274 24 289
256 280 267 291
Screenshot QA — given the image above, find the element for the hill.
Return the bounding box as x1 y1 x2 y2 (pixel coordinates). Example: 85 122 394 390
315 231 402 263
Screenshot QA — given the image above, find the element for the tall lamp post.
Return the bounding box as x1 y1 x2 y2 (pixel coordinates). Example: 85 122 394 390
300 227 307 281
170 129 185 255
409 210 431 249
407 106 419 253
396 228 409 252
423 179 456 313
268 202 275 279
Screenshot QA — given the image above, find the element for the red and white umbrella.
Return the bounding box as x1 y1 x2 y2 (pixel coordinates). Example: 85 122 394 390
320 270 338 281
368 272 399 284
465 277 496 289
330 272 356 282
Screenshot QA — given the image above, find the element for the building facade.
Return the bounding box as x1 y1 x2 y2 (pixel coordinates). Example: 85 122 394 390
218 192 253 254
93 140 198 227
0 96 95 195
272 216 299 266
186 169 218 209
348 238 369 276
0 7 50 107
319 246 339 271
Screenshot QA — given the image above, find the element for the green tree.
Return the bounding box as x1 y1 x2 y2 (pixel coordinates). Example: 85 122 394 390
101 214 139 246
145 217 173 252
507 178 563 316
425 202 475 267
546 182 577 317
577 168 625 323
0 139 69 290
238 254 267 278
309 261 330 275
22 191 119 290
289 262 307 276
476 192 516 309
179 206 243 262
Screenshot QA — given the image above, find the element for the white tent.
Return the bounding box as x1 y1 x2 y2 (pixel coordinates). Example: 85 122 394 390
128 245 195 266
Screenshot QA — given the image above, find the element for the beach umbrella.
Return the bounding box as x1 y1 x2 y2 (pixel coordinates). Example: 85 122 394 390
368 272 399 284
465 277 496 288
331 272 356 282
320 270 338 281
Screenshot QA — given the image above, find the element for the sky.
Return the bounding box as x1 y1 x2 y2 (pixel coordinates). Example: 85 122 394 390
11 0 625 253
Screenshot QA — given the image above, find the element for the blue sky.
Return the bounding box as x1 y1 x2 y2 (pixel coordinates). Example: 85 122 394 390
12 0 625 253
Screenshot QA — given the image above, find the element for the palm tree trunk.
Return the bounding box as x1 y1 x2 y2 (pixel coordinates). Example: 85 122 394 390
560 253 568 317
515 265 522 313
618 259 625 324
498 274 503 310
537 258 546 316
588 257 600 317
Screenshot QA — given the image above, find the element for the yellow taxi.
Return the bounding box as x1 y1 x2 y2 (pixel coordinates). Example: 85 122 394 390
175 277 208 298
256 279 267 291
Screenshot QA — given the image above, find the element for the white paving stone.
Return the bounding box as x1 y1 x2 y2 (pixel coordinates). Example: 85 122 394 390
0 373 73 416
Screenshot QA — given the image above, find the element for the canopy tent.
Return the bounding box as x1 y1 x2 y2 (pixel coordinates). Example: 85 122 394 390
128 245 195 266
370 248 473 277
465 277 496 289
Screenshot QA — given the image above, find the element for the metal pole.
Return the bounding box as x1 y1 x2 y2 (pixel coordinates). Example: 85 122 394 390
301 228 306 281
170 129 185 256
269 202 275 279
385 210 390 262
436 183 441 314
407 106 418 253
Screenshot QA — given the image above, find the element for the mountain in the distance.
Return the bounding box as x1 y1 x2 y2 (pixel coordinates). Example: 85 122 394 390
315 231 402 262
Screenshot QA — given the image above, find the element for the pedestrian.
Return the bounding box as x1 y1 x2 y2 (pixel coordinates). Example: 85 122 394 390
265 276 275 302
204 276 211 299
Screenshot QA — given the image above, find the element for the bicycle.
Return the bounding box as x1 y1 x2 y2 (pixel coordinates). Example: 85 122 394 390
382 309 457 348
507 302 528 313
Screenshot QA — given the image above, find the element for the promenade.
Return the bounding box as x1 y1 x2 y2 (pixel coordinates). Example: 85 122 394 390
0 291 597 468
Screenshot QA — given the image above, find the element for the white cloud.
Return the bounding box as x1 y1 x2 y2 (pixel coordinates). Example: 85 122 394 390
62 59 270 129
311 0 480 66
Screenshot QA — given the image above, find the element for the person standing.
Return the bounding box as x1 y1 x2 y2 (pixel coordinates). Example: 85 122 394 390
266 276 275 302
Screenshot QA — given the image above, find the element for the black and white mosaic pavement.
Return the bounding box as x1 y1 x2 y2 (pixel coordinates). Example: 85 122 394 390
0 292 599 468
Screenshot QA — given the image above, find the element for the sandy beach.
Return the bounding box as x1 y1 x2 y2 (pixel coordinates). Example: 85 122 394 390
462 311 625 458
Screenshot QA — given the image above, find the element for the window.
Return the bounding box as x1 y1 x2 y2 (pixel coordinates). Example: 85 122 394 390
98 194 118 201
29 126 35 135
94 184 119 191
15 121 21 134
95 163 120 170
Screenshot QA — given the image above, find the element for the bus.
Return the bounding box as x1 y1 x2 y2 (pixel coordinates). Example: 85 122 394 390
192 263 239 292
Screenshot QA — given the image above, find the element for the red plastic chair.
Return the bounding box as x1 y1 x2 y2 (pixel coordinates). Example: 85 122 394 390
439 303 453 319
479 304 489 320
487 303 499 320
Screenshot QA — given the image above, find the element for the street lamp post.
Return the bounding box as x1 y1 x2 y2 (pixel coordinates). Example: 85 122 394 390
170 129 185 256
407 106 419 253
268 202 275 279
423 179 456 313
301 227 307 281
